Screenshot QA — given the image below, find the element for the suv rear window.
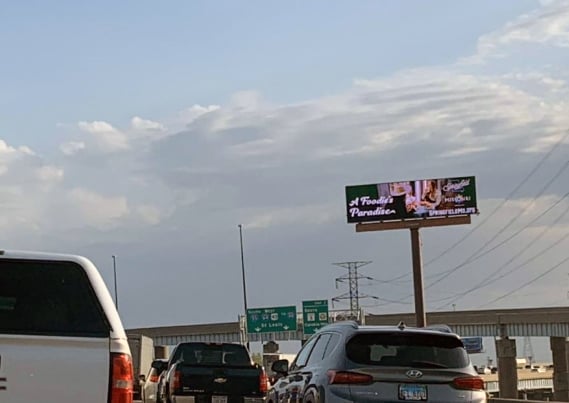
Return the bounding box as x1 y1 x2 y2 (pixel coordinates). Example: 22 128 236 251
0 259 110 337
346 332 469 369
172 343 251 367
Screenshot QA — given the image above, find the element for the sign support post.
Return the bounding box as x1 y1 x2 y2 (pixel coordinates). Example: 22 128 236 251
355 215 472 327
347 176 478 328
410 227 426 327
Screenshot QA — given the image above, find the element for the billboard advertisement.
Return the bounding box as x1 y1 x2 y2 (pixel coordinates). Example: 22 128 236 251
346 176 478 223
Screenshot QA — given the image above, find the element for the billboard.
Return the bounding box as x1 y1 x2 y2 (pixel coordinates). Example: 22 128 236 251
346 176 478 223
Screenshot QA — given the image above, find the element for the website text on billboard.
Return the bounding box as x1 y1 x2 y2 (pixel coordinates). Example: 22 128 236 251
345 176 478 223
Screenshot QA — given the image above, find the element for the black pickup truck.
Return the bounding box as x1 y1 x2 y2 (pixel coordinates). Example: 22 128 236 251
160 342 268 403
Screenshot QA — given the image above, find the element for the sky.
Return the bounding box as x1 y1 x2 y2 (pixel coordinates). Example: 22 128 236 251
2 1 569 359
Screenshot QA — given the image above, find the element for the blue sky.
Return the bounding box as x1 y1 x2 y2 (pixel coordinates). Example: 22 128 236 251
2 0 538 150
2 1 569 360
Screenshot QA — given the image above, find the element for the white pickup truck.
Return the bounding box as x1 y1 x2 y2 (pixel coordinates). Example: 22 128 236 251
0 250 134 403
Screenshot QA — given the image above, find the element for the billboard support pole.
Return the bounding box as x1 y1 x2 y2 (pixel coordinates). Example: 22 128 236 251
355 215 472 328
348 176 477 329
410 227 426 327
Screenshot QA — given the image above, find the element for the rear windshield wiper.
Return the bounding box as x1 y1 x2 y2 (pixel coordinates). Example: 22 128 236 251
409 361 448 369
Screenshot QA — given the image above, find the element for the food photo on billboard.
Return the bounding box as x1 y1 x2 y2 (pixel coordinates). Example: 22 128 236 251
346 176 478 223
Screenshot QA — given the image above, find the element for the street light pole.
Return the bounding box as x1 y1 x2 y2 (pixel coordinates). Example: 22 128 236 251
238 225 249 349
112 255 118 310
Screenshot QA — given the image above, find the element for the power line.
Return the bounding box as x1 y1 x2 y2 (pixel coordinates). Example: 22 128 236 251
425 160 569 287
372 240 569 309
366 277 409 287
382 129 569 284
477 255 569 309
432 231 569 307
434 218 569 310
372 190 569 307
424 129 569 267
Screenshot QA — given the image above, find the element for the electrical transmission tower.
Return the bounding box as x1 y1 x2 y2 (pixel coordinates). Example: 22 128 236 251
332 261 378 317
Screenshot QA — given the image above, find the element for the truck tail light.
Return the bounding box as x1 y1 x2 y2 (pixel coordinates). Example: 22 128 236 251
327 370 373 384
109 353 134 403
452 376 485 390
259 368 269 393
171 370 182 391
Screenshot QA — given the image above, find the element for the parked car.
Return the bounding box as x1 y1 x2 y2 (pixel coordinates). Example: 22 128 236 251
476 365 491 375
268 321 486 403
142 359 168 403
0 250 133 403
160 342 269 403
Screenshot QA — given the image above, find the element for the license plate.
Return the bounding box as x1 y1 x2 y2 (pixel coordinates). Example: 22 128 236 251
399 384 427 401
212 396 227 403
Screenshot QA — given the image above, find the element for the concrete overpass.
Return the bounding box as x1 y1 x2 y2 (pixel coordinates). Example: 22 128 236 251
127 306 569 401
127 306 569 344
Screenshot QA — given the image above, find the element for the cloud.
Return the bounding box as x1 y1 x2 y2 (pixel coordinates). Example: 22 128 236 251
472 0 569 61
245 204 337 229
60 141 86 156
0 139 67 238
67 188 130 230
134 204 163 225
36 165 64 183
147 69 569 211
0 139 36 158
131 116 167 132
175 104 221 130
441 146 489 157
78 120 129 152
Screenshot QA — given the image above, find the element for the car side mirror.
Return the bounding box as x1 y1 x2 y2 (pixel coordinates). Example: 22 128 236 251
271 359 289 375
139 374 146 383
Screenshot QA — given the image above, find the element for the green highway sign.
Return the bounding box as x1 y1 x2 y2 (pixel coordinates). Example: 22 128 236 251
246 306 297 334
302 300 329 336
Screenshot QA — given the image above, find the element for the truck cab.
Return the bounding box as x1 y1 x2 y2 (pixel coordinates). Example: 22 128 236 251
0 250 134 403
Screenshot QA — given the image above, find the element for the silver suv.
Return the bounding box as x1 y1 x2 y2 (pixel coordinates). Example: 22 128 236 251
268 321 486 403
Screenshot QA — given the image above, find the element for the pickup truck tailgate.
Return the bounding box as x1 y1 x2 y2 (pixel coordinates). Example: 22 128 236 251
180 366 262 396
0 335 110 403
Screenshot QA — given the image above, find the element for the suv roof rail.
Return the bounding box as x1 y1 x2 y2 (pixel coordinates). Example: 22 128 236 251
424 324 454 333
335 320 359 328
319 320 359 331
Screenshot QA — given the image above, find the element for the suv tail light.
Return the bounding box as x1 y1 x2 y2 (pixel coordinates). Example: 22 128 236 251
149 374 160 383
327 370 373 385
259 368 269 393
452 376 485 390
109 353 134 403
